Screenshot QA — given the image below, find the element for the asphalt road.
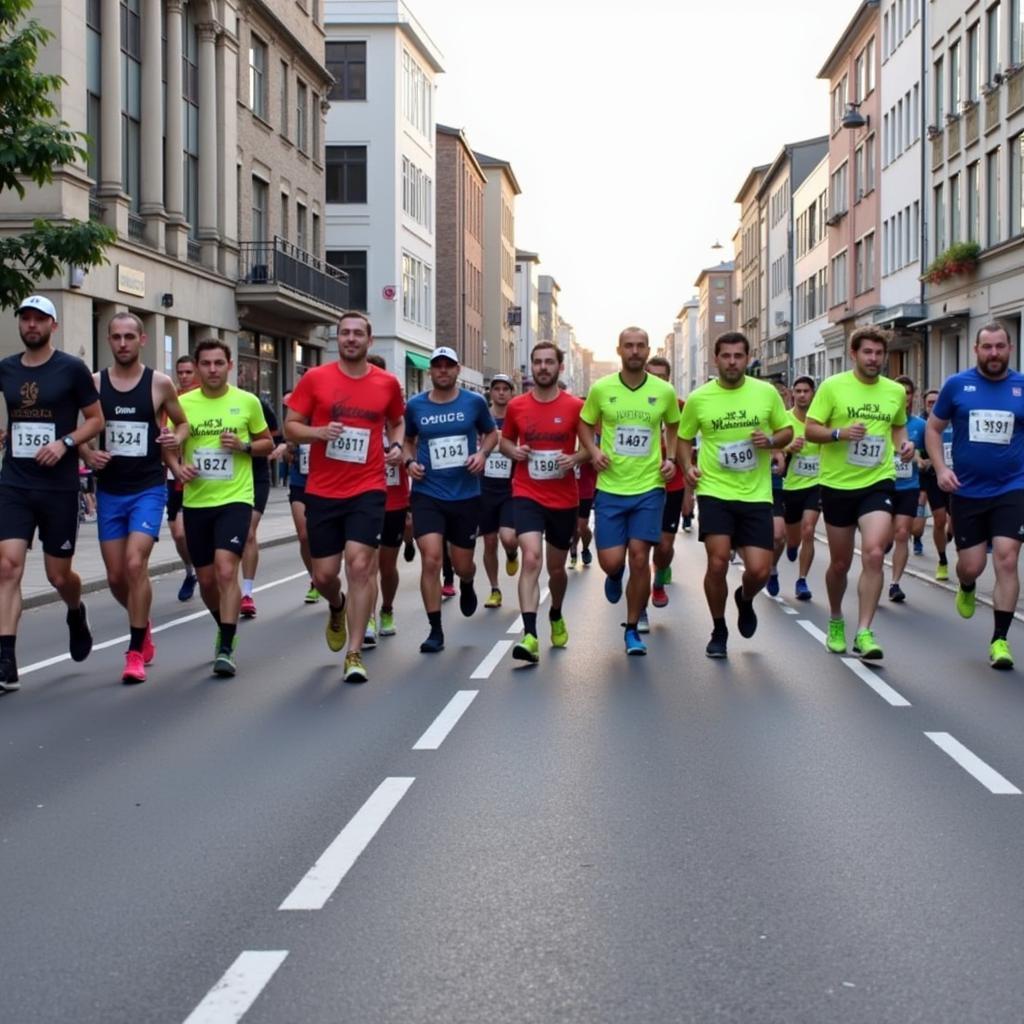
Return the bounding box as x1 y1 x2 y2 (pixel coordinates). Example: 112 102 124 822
3 535 1024 1023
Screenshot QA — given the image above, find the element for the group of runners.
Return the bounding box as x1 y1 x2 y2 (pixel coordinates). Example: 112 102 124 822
0 297 1021 693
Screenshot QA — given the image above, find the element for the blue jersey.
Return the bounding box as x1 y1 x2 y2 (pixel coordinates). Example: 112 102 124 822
405 389 496 501
933 367 1024 498
895 415 926 491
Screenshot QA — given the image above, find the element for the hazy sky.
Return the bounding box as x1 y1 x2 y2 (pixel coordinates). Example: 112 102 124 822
412 0 860 360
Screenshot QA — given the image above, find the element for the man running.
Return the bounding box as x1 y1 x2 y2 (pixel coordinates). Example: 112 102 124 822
570 455 596 568
81 312 188 684
501 342 583 664
780 375 821 601
172 339 273 677
925 322 1024 669
282 388 319 605
888 375 926 603
579 326 680 656
285 312 405 683
0 295 104 689
920 387 954 580
805 326 913 660
166 354 198 600
678 332 791 658
403 347 498 653
479 373 519 609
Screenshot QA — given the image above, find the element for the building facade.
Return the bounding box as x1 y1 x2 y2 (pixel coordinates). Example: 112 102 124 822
735 166 768 369
538 275 560 342
674 298 700 396
513 249 540 382
792 155 831 380
694 261 737 381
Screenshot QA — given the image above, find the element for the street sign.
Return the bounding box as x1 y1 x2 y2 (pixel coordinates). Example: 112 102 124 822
382 285 397 301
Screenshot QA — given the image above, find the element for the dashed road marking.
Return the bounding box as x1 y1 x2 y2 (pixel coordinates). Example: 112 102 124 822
413 690 479 749
182 950 288 1024
471 640 514 679
925 732 1022 794
840 657 911 707
796 620 828 644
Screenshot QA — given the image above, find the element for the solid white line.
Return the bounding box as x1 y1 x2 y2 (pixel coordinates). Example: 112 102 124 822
925 732 1022 794
181 950 288 1024
796 620 828 644
279 777 415 910
840 657 912 707
471 640 514 678
18 570 309 677
413 690 479 749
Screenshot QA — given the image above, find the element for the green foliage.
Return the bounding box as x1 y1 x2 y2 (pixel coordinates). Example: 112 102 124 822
922 241 981 284
0 0 114 307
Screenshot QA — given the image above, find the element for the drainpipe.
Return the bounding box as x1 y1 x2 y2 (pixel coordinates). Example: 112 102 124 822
919 4 929 387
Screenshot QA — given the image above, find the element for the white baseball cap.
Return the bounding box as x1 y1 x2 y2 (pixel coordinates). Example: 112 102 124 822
15 295 58 322
430 346 459 364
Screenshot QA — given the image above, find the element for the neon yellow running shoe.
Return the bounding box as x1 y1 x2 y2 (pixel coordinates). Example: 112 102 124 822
853 628 883 661
955 586 976 619
506 553 519 576
343 651 368 683
512 633 540 664
935 562 949 582
990 638 1014 670
484 589 502 609
826 618 846 654
326 601 347 652
550 617 569 648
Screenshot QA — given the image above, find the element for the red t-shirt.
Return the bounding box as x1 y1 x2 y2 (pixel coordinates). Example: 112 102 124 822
286 363 404 499
576 459 596 500
664 398 686 493
382 427 411 511
502 390 583 509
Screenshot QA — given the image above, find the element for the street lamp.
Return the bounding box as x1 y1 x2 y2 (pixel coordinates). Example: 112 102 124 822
841 102 868 130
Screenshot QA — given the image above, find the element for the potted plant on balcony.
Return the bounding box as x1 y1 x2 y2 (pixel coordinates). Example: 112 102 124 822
921 241 980 285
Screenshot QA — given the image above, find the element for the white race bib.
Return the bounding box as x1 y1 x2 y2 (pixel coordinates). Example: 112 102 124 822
193 448 233 479
527 449 564 480
484 452 513 479
847 435 885 467
105 421 148 457
943 441 953 466
792 454 819 478
10 421 55 458
385 462 400 487
894 455 913 479
428 434 469 470
614 425 651 457
968 409 1013 445
326 426 371 463
717 439 757 472
298 444 310 475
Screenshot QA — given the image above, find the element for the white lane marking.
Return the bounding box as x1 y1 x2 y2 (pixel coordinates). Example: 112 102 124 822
279 777 415 910
840 657 911 707
471 640 514 679
182 950 288 1024
925 732 1022 794
782 606 799 616
413 690 479 749
18 570 309 677
505 589 550 635
796 620 828 644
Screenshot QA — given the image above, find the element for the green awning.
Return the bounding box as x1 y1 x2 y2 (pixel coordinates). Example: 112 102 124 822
406 350 431 371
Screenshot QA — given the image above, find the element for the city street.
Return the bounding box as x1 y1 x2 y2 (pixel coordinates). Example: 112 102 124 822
4 535 1024 1023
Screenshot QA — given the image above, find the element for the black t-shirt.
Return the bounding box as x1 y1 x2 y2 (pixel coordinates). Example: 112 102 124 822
251 397 279 482
0 350 100 492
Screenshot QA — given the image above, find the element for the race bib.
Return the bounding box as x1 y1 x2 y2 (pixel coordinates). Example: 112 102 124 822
326 426 371 463
718 439 756 472
193 448 233 479
105 421 147 457
298 444 310 475
943 441 953 466
10 421 55 458
527 449 564 480
968 409 1013 445
793 454 819 478
484 452 513 479
614 426 651 457
428 434 469 470
894 455 913 480
385 462 400 487
847 435 885 467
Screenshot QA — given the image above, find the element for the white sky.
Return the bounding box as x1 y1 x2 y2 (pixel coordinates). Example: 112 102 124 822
412 0 861 360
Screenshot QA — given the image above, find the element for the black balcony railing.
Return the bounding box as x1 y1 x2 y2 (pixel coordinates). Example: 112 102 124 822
238 236 349 311
128 214 146 242
88 195 105 221
187 238 201 263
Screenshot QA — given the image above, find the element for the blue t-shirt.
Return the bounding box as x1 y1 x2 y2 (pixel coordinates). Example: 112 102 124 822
895 414 926 491
933 367 1024 498
405 389 496 501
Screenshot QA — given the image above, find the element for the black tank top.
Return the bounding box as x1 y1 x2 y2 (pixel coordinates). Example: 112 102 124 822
97 367 165 494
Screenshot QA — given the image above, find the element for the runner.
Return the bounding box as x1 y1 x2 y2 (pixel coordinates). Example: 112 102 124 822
925 322 1024 670
920 387 954 580
578 326 680 656
805 326 913 660
479 373 519 609
403 346 499 653
0 295 104 690
678 332 791 658
166 354 198 600
888 375 926 603
171 339 273 677
569 454 596 568
282 387 319 604
780 375 821 601
284 312 405 682
81 312 188 684
501 342 583 664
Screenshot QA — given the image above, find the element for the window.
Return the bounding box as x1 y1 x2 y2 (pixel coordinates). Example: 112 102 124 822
831 75 848 132
86 0 101 185
987 148 1001 244
830 161 849 216
325 146 367 203
296 202 307 251
251 176 268 241
249 34 267 118
401 155 433 232
312 212 320 255
296 80 308 152
279 62 288 138
402 50 432 138
311 91 320 160
912 200 920 260
401 252 433 327
866 36 875 93
934 183 946 255
855 53 865 101
326 250 368 310
1014 0 1024 65
1012 134 1024 235
326 41 366 100
883 10 890 58
280 192 289 240
183 4 199 236
855 144 865 199
987 3 1001 81
967 160 981 241
950 40 962 111
831 250 848 306
934 56 945 122
855 236 869 293
865 134 876 191
950 172 961 242
967 22 981 101
120 0 141 210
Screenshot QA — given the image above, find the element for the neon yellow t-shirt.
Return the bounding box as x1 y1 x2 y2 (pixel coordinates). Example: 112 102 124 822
806 371 907 490
180 386 268 508
678 376 789 503
580 372 681 495
782 409 822 492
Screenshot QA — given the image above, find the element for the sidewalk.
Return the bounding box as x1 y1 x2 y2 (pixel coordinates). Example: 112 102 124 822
22 482 298 608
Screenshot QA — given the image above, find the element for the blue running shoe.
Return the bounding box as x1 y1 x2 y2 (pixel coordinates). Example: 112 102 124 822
766 572 780 597
177 571 197 602
624 627 647 656
786 545 799 562
795 577 812 601
913 538 924 556
604 568 624 604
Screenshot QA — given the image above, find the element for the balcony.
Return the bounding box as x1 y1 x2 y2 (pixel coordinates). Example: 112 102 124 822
237 237 350 324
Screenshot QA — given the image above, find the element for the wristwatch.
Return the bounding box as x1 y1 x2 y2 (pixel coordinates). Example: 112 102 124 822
404 456 415 468
831 428 842 442
242 442 252 454
62 435 75 448
387 441 402 452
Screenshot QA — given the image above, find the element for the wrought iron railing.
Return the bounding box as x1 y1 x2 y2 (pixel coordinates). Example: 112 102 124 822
128 214 146 242
238 236 349 310
187 238 201 263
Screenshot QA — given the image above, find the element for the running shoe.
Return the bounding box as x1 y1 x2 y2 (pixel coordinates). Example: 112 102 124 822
935 562 949 582
637 609 650 634
569 553 578 569
240 595 257 619
0 656 19 692
67 603 92 662
604 568 624 604
664 567 673 584
651 583 669 608
580 546 593 565
213 642 237 677
766 572 780 597
853 628 883 661
624 627 647 656
512 633 540 664
304 583 321 603
913 538 924 556
403 539 416 562
379 610 396 636
734 587 757 638
681 516 693 533
122 650 146 685
178 572 197 602
141 621 156 665
506 552 519 576
419 630 445 653
826 618 846 654
343 651 369 682
955 586 976 619
441 582 456 599
550 617 569 648
213 628 221 656
363 617 377 648
459 579 478 617
705 632 728 659
888 582 906 603
990 638 1015 670
786 545 799 562
325 600 347 652
794 577 812 602
484 589 502 609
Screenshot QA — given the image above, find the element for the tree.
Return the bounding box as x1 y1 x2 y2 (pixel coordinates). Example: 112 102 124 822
0 0 114 308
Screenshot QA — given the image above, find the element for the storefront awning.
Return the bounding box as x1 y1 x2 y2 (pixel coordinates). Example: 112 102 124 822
405 350 431 371
907 308 971 330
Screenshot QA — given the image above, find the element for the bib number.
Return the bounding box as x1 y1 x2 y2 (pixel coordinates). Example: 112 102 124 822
326 426 371 463
894 455 913 480
968 409 1013 445
792 454 819 478
105 421 147 457
193 448 233 480
528 449 564 480
385 462 400 487
718 439 756 472
428 434 469 470
943 441 953 466
847 435 885 467
10 422 55 458
614 426 651 457
484 452 513 479
298 444 310 475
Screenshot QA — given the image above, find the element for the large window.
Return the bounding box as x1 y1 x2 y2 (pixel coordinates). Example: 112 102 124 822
987 3 1002 81
402 50 432 138
86 0 101 185
934 183 946 255
967 22 981 102
249 34 267 119
279 61 289 138
401 156 433 232
934 56 945 122
401 252 433 328
855 233 875 294
831 250 848 306
327 250 368 310
1012 134 1024 235
967 160 981 241
251 176 268 241
1013 0 1024 64
296 80 308 152
326 146 367 203
120 0 141 211
950 172 962 242
183 4 199 235
987 148 1001 244
830 161 849 216
326 41 366 100
950 40 962 111
831 75 848 132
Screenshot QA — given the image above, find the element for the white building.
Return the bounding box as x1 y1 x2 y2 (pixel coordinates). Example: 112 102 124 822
514 249 540 382
674 299 699 396
557 318 579 392
792 155 831 380
324 0 443 396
